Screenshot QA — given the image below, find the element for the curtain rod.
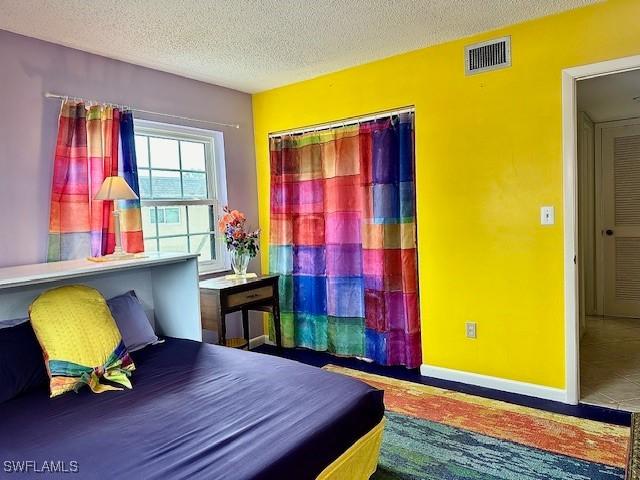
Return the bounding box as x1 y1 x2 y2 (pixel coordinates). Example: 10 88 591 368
268 106 415 138
44 92 240 129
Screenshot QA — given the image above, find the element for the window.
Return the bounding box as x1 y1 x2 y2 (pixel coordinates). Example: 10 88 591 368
150 207 181 224
134 120 228 272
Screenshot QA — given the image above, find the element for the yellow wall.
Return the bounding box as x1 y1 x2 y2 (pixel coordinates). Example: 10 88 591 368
252 0 640 389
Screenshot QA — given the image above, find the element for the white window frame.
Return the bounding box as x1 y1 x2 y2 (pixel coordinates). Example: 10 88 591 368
134 119 229 273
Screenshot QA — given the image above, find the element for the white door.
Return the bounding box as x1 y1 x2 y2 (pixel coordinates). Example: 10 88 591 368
598 120 640 318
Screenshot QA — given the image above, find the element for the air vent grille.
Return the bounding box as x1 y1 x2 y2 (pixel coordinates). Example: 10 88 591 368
465 36 511 75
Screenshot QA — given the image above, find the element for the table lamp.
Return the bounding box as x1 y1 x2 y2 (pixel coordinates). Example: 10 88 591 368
94 176 138 260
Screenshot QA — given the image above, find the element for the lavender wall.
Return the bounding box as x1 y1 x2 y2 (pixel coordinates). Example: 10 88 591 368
0 29 258 269
0 29 262 336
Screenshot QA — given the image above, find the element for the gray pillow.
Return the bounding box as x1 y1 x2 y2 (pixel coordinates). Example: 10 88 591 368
107 291 159 352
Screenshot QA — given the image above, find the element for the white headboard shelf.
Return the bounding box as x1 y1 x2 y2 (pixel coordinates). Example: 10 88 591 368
0 253 202 342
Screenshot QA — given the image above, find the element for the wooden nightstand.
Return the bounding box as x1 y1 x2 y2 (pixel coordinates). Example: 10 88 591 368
200 274 281 349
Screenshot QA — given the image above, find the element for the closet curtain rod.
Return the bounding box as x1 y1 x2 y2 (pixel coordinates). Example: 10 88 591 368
44 92 240 129
268 106 414 138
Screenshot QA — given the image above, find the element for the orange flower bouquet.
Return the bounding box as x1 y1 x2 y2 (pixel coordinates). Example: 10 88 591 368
218 206 259 275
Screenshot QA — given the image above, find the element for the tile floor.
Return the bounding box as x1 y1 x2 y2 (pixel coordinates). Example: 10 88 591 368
581 315 640 411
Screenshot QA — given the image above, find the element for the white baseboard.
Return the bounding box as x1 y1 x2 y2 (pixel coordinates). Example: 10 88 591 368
420 364 568 403
249 335 268 349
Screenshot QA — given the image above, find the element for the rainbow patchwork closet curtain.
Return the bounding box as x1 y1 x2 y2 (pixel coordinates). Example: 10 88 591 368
48 101 143 261
269 112 421 368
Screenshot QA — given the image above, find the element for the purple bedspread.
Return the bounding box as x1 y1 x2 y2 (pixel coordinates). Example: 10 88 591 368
0 338 384 479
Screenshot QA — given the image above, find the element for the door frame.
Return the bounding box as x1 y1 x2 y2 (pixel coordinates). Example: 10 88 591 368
563 55 640 405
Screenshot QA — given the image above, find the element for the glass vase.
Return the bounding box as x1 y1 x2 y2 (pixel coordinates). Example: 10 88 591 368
231 250 250 276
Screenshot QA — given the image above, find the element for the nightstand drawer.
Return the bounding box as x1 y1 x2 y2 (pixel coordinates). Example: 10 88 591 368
227 286 273 308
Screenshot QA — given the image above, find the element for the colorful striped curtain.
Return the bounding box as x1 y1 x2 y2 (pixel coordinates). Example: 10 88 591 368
48 101 144 260
269 112 421 368
88 104 119 256
119 111 144 253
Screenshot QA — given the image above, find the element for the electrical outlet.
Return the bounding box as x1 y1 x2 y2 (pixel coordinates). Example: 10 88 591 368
466 322 477 339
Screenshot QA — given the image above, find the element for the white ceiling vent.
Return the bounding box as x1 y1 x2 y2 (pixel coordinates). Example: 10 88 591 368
465 36 511 75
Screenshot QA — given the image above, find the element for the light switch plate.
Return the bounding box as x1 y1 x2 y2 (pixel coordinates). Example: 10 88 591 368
465 321 477 339
541 206 554 225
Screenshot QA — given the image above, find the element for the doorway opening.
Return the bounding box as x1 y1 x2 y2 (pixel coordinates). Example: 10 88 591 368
576 68 640 410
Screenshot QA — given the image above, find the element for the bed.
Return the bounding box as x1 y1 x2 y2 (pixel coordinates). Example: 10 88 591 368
0 337 385 479
0 255 385 479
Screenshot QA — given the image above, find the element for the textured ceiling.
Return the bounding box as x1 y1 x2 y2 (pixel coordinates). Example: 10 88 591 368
578 69 640 123
0 0 600 93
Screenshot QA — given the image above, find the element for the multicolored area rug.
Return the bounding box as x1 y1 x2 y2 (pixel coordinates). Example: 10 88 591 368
323 365 630 480
628 414 640 480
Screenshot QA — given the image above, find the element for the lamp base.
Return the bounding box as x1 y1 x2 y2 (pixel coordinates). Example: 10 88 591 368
87 253 141 263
